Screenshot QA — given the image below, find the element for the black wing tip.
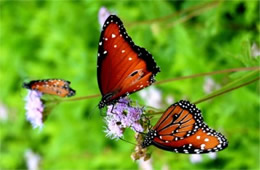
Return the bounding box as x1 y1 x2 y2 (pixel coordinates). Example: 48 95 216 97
67 88 76 97
102 15 122 28
106 15 121 21
101 14 161 77
103 15 161 77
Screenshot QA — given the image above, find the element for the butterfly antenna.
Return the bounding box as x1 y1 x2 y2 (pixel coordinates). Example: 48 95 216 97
86 105 99 120
119 137 137 146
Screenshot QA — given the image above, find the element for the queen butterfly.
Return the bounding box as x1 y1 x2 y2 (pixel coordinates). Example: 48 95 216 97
23 79 76 97
97 15 160 108
142 100 228 154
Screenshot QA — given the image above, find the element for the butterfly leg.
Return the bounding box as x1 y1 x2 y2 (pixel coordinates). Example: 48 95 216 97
110 98 130 114
110 104 117 114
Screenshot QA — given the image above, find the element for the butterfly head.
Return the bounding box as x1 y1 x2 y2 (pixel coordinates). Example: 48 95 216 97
98 92 116 109
98 101 106 109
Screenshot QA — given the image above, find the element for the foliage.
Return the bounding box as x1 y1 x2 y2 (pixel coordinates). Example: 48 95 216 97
0 0 259 169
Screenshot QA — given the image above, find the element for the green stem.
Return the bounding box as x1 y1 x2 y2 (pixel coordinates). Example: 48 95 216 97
193 76 260 104
193 70 259 104
126 0 220 27
61 94 100 103
154 66 259 85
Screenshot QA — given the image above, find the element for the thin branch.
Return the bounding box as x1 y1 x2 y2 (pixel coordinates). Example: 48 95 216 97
126 0 220 27
166 2 217 28
154 66 260 85
61 94 100 102
193 77 260 104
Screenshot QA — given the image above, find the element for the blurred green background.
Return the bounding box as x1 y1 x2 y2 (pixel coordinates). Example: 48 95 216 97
0 0 259 169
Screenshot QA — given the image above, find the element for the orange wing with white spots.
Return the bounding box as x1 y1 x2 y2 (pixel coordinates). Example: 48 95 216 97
23 79 76 97
142 100 228 154
97 15 160 108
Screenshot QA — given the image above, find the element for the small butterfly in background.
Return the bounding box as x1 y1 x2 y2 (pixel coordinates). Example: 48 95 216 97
23 79 76 97
142 100 228 154
97 15 160 109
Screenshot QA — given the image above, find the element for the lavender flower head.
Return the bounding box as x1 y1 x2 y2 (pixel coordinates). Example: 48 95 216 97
104 98 144 139
98 7 111 28
189 152 217 164
189 154 203 164
25 149 41 170
25 90 44 129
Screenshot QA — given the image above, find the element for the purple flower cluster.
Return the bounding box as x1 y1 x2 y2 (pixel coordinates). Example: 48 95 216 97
25 90 44 129
98 7 111 28
104 98 144 139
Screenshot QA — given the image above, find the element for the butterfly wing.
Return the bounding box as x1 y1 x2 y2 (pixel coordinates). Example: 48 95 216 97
152 123 228 154
97 15 160 108
142 100 228 154
23 79 76 97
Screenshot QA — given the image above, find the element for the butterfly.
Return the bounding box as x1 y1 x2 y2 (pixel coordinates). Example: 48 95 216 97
23 79 76 97
142 100 228 154
97 15 160 109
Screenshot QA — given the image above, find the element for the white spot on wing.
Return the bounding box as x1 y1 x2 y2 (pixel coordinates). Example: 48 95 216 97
204 138 209 142
128 57 132 61
196 136 200 140
112 34 116 38
201 144 206 149
114 45 117 48
103 51 107 54
122 50 125 53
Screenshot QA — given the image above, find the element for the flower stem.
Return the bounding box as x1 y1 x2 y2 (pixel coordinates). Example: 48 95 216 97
154 66 259 85
196 70 259 101
193 76 260 105
127 0 220 27
61 94 100 103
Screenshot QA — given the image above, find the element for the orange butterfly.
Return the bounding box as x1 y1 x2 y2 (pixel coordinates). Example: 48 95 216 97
23 79 75 97
142 100 228 154
97 15 160 108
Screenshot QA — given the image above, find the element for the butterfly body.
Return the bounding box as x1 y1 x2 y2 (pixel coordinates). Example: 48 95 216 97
142 100 228 154
23 79 76 97
97 15 160 108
